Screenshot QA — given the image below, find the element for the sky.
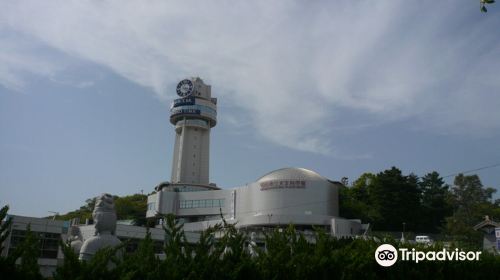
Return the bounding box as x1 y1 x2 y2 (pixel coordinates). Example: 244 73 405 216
1 1 500 217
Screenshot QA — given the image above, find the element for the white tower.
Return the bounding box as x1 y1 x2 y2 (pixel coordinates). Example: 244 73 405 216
170 77 217 186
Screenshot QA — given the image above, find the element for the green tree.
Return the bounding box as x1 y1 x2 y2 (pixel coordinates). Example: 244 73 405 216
0 205 12 252
450 174 496 224
114 194 148 226
118 230 161 280
444 173 499 248
57 194 148 225
368 167 422 231
159 214 190 279
340 173 379 223
215 219 257 280
419 171 452 233
17 224 43 279
53 240 82 280
257 225 300 279
480 0 496 12
0 205 20 278
55 198 95 222
48 205 500 279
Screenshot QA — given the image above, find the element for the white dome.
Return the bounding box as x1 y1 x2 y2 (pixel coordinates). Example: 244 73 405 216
256 167 329 183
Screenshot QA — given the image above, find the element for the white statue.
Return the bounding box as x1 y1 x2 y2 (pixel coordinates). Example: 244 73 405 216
68 225 83 254
79 193 122 261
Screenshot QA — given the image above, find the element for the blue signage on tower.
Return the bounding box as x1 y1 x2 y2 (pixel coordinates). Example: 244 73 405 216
172 97 196 108
171 108 201 116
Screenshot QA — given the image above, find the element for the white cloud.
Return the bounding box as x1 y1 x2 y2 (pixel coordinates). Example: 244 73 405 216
0 33 66 91
1 0 499 154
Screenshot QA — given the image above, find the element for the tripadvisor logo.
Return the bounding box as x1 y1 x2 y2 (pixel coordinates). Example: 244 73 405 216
374 244 482 267
375 244 398 267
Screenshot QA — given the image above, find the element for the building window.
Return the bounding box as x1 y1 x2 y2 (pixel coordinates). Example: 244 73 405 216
8 229 61 259
178 199 225 209
205 199 213 208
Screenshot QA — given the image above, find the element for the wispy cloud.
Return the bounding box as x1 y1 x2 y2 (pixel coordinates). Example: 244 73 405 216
1 1 499 155
0 32 67 91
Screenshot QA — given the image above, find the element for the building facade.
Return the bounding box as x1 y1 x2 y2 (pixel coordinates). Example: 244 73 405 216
147 77 367 237
1 215 68 277
473 216 500 253
1 77 368 276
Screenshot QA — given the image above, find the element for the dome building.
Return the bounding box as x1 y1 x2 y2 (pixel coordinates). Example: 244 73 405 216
146 78 367 237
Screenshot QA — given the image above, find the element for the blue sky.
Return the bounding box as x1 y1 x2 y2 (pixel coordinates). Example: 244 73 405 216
1 1 499 217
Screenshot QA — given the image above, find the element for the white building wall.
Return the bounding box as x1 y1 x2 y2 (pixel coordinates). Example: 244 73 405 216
331 218 363 237
199 128 210 184
146 193 158 217
150 174 342 231
170 132 180 181
147 190 177 216
171 118 211 185
243 180 338 218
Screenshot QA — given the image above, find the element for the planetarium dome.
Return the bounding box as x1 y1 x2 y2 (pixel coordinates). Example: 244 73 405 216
256 167 329 183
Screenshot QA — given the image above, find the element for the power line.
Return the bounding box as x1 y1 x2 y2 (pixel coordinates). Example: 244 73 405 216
442 162 500 178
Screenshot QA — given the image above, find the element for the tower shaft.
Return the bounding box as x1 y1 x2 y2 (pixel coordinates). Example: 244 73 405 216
169 78 217 186
171 120 211 184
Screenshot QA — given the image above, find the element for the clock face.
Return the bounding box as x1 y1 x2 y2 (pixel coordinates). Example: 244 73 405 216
176 79 194 97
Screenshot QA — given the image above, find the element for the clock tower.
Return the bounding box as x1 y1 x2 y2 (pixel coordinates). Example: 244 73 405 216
169 77 217 187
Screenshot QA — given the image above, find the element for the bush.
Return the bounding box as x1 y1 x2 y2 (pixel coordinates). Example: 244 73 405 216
2 208 499 279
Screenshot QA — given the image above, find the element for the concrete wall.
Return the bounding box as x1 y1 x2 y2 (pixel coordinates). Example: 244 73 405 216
331 218 363 237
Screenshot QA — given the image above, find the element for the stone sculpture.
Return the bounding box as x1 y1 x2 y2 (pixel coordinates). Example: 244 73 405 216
68 225 83 254
79 193 122 261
